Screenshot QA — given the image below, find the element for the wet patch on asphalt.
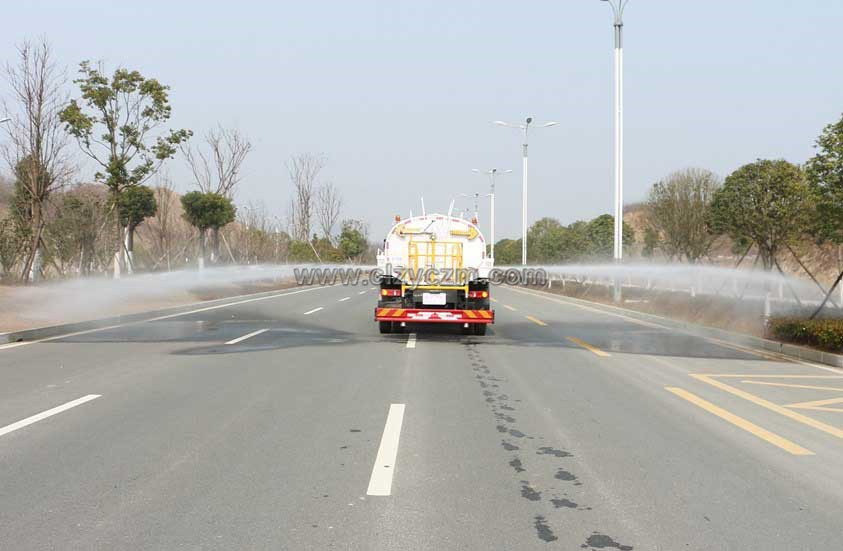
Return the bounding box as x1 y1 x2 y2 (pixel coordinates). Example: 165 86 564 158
521 481 542 501
534 516 558 542
465 342 635 548
555 469 577 481
581 533 634 550
551 497 578 509
537 446 573 458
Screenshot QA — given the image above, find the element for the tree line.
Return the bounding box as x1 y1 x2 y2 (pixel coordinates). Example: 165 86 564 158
0 38 370 283
494 213 634 265
641 111 843 280
492 111 843 280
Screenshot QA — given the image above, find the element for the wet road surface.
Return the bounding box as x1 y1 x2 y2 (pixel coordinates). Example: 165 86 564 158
1 284 842 550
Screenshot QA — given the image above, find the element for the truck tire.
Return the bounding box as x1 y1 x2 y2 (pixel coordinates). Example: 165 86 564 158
379 321 393 334
473 323 487 336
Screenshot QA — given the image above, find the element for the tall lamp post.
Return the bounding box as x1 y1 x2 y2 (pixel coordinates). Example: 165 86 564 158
472 168 511 261
494 118 557 265
600 0 629 262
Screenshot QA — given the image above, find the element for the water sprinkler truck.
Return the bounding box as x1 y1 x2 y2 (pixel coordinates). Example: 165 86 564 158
375 213 494 335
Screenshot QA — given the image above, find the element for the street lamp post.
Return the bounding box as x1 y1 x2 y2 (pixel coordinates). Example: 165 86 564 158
601 0 629 262
494 118 557 265
472 168 511 261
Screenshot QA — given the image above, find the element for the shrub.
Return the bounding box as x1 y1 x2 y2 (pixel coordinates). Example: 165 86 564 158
768 317 843 352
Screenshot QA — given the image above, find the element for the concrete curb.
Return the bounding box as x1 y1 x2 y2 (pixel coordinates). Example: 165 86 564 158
518 286 843 369
0 285 312 346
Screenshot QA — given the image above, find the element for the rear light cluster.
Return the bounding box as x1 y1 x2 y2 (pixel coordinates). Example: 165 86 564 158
381 288 402 297
468 290 488 299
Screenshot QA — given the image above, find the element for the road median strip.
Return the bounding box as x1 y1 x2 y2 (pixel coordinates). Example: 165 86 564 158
665 387 813 456
690 373 843 439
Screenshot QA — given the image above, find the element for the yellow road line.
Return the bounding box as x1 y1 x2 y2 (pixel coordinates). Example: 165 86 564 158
784 397 843 413
503 304 517 311
708 374 843 379
691 374 843 439
525 315 547 327
665 387 813 456
742 380 843 392
504 286 843 374
567 336 610 357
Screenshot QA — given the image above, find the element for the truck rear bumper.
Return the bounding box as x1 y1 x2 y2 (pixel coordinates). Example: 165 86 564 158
374 308 494 324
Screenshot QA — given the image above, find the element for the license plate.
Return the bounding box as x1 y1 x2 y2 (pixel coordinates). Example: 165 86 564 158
422 292 447 306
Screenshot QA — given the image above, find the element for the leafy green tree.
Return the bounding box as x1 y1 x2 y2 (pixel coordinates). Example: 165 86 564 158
45 187 107 275
313 237 344 262
180 192 236 265
585 214 635 259
708 159 812 270
527 217 566 262
115 185 157 271
60 62 191 277
493 238 521 265
339 219 368 261
807 113 843 244
645 168 720 262
288 240 318 262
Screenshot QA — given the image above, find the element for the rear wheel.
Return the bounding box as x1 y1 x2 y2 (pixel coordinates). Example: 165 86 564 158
473 323 487 336
379 321 393 334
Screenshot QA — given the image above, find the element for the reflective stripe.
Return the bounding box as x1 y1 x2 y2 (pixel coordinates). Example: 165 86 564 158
465 310 477 319
392 309 405 317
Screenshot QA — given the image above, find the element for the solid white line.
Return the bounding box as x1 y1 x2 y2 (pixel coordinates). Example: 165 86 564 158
0 285 332 352
406 334 416 349
338 297 351 302
225 328 269 345
367 403 406 496
358 290 366 295
303 307 324 315
0 395 101 438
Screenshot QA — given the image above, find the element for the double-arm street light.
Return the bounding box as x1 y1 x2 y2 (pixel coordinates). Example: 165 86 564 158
472 168 511 261
600 0 629 262
494 118 557 265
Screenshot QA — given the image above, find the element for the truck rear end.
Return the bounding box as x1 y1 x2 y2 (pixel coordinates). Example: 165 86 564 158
375 214 494 335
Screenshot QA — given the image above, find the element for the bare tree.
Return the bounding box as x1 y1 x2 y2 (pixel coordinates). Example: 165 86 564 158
181 125 252 262
287 153 324 241
645 168 721 263
316 181 342 244
181 125 252 197
142 174 177 270
2 38 73 283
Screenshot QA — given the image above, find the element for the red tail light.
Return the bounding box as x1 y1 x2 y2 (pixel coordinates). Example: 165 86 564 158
468 290 488 299
381 288 402 297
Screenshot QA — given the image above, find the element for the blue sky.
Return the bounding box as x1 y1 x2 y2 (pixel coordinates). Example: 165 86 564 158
4 1 842 240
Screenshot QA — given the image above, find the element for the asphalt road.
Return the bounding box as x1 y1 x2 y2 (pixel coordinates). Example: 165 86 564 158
1 283 843 550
